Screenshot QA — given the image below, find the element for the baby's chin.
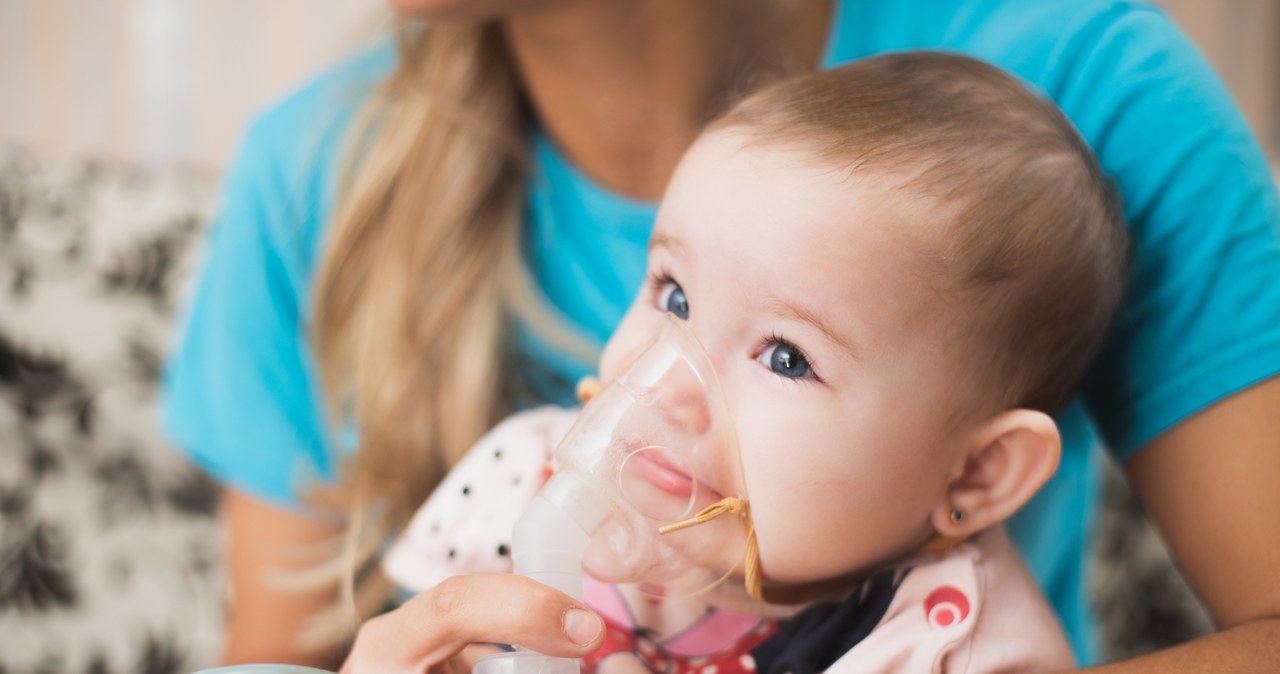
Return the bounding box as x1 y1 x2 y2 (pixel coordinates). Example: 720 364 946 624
583 556 732 592
703 558 904 615
699 578 813 618
668 579 809 619
583 561 815 619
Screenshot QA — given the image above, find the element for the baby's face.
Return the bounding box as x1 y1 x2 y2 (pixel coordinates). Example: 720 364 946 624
600 130 979 586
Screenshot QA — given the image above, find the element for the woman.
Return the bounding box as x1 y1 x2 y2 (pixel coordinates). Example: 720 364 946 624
163 0 1280 671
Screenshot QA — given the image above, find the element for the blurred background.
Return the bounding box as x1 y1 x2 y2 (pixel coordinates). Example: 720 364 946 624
0 0 1275 169
0 0 385 169
0 2 1276 673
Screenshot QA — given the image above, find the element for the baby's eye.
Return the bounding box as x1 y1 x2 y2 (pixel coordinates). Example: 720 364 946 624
758 339 814 380
656 281 690 320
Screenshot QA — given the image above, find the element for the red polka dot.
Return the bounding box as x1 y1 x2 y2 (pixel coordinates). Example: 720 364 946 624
923 586 970 628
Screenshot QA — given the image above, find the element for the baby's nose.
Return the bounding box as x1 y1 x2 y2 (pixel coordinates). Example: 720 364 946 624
654 367 712 438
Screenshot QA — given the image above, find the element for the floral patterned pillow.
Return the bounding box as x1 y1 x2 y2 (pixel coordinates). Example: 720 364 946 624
0 147 223 674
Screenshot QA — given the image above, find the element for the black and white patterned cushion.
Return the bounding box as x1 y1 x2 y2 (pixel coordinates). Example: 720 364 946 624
0 147 223 674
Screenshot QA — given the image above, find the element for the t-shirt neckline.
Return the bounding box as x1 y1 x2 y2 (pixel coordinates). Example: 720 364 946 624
530 0 846 220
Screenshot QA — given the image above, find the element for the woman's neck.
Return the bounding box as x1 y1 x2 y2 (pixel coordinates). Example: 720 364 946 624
503 0 833 200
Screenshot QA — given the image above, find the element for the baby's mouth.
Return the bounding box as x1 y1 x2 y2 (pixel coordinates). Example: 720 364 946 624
627 450 697 499
621 445 733 514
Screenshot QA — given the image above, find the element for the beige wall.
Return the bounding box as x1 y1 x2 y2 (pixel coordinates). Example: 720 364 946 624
0 0 386 169
1159 0 1279 154
1 1 1276 170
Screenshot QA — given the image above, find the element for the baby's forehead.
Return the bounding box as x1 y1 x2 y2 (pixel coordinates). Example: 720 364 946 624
687 129 959 260
691 127 952 218
669 142 965 331
671 129 958 262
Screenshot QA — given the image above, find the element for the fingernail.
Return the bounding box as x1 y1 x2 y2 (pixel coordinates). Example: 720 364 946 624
563 608 602 645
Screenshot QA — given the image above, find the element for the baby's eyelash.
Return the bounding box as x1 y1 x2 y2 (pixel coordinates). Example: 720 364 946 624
762 331 824 384
646 267 676 290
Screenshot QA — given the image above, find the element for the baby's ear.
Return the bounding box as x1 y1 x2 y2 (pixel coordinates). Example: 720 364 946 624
931 409 1061 538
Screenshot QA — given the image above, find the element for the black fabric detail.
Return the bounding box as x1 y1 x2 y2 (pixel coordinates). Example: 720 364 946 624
752 568 909 674
0 151 220 671
0 520 79 611
134 634 185 674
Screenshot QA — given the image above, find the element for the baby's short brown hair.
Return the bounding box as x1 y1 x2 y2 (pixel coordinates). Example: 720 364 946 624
716 52 1129 416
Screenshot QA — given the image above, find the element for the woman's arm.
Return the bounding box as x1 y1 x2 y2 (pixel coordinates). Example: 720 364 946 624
220 488 348 670
1082 376 1280 672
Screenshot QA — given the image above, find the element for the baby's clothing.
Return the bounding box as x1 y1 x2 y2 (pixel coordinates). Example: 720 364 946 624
384 407 1074 673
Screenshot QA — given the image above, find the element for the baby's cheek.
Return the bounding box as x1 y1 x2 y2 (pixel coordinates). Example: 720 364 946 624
748 479 877 582
734 416 891 581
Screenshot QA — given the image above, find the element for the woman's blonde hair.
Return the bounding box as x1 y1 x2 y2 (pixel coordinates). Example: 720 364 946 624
297 20 593 648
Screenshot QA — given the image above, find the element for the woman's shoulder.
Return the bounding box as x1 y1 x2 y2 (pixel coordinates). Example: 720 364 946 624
244 43 396 161
223 43 398 260
831 0 1186 88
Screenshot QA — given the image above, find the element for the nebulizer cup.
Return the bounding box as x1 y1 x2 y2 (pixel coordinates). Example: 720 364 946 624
474 314 750 674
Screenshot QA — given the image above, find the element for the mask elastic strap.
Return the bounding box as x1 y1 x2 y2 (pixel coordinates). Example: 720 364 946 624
915 532 968 554
659 496 971 605
658 496 766 600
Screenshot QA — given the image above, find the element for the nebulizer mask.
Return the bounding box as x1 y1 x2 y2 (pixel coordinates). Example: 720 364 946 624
196 316 762 674
476 314 762 674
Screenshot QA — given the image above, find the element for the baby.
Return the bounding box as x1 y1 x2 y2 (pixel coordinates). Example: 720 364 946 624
385 52 1127 673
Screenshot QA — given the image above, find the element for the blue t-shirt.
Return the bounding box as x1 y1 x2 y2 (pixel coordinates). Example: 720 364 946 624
162 0 1280 664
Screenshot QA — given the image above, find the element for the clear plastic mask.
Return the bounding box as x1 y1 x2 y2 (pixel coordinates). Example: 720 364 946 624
563 313 750 592
511 313 754 601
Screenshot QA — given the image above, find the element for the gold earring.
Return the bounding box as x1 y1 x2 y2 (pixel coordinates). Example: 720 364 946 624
949 510 964 524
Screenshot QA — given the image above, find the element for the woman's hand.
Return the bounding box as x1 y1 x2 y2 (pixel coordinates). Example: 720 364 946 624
341 574 605 674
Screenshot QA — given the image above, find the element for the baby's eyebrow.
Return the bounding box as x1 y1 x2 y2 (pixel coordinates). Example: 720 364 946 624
648 231 686 255
763 294 861 361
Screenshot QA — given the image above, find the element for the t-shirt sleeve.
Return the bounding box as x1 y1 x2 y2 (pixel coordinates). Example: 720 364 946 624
161 114 338 510
161 46 393 510
1057 6 1280 460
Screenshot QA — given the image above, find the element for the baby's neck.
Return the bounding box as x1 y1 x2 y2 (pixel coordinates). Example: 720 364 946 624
608 580 804 638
